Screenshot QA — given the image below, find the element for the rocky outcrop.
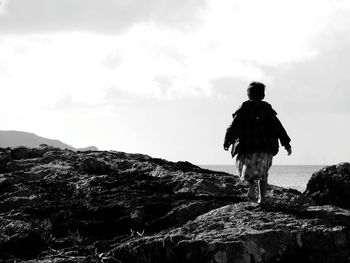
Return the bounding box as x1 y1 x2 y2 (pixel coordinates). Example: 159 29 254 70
305 162 350 208
0 146 349 262
114 204 350 263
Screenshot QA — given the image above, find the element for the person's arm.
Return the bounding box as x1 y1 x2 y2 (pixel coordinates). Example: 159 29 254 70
223 122 234 151
273 115 292 155
223 114 240 151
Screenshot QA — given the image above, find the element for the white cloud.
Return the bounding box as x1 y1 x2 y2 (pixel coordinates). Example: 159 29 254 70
0 0 8 14
101 51 123 70
0 0 205 34
0 0 350 109
201 0 338 65
1 0 350 165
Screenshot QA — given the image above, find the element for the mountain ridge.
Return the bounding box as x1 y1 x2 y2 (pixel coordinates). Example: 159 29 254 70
0 130 98 151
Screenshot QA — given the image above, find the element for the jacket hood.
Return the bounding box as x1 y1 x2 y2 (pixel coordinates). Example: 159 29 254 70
232 100 277 118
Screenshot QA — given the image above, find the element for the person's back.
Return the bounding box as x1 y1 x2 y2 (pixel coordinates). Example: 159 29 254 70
224 82 292 204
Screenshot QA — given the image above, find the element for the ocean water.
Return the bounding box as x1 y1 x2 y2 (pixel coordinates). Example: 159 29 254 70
200 165 325 192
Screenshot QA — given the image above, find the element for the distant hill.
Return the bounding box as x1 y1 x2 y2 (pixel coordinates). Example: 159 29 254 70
0 130 98 151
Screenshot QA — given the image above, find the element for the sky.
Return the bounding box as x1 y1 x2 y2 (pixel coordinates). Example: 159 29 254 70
0 0 350 165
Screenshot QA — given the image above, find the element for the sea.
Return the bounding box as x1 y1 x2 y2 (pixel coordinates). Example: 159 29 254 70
200 165 325 192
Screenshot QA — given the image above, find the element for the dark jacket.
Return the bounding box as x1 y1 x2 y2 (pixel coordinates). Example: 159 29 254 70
224 100 291 157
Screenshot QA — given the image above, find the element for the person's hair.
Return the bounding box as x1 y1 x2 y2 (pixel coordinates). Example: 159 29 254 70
247 81 265 101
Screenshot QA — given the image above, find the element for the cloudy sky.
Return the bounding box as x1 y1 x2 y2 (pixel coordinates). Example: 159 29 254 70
1 0 349 165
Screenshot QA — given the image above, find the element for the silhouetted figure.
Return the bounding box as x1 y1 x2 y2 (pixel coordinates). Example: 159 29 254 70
224 82 292 204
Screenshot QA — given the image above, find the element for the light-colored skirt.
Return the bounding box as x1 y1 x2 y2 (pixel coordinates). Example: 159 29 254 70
236 152 273 182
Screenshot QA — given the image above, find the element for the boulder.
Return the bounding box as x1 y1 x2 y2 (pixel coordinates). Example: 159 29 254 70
305 162 350 208
113 203 350 263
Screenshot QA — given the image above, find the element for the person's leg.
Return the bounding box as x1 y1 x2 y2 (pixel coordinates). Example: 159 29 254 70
257 154 272 204
247 180 256 201
257 177 267 204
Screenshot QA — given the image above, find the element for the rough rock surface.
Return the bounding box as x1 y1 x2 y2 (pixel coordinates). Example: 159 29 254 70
0 146 349 262
305 162 350 208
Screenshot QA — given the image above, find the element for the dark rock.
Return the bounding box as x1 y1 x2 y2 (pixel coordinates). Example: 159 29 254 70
113 203 350 263
0 151 11 172
10 146 30 160
1 231 46 259
78 156 111 175
0 146 349 262
0 217 47 260
0 175 12 194
6 161 22 172
305 162 350 208
28 145 60 158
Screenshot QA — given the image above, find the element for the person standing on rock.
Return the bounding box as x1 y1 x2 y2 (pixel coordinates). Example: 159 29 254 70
223 81 292 204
